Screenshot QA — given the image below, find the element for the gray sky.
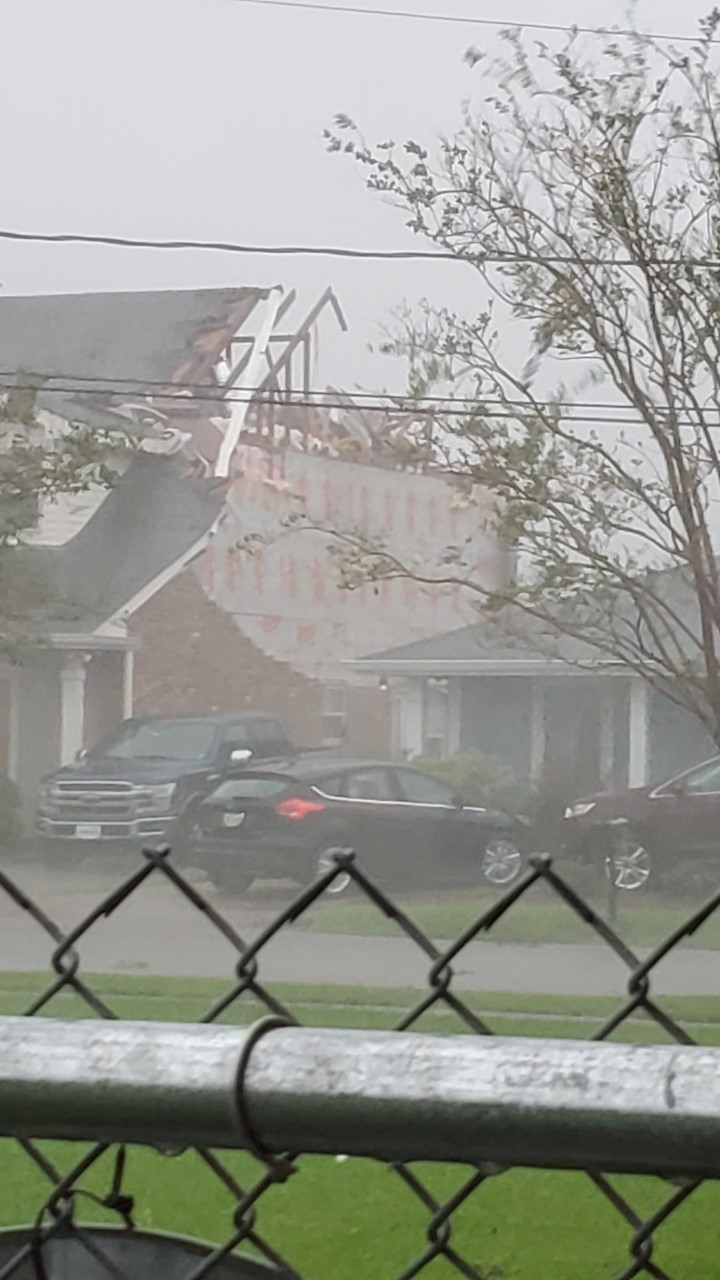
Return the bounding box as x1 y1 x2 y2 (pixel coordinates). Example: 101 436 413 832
0 0 715 389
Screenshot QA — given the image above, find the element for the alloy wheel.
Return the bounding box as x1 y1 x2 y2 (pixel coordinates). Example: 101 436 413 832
317 848 353 894
482 838 523 886
605 835 652 891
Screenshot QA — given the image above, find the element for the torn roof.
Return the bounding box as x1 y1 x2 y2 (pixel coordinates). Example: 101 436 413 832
16 453 226 635
0 288 268 393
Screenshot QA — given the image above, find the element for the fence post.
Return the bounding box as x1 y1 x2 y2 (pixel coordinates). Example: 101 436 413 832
607 858 618 925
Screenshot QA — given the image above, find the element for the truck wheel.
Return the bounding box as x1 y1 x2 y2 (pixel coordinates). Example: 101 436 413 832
37 838 89 870
173 802 202 862
209 867 255 896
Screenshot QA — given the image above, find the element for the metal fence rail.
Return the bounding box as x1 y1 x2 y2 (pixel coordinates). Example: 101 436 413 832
0 846 718 1279
3 1017 720 1179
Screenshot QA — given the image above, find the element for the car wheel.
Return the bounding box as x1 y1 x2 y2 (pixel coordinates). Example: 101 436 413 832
314 846 353 895
605 829 652 891
209 866 255 896
38 838 88 870
173 801 204 861
481 837 524 886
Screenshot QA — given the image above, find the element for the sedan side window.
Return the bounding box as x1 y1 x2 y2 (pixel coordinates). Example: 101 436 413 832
680 758 720 794
342 768 398 801
396 768 457 806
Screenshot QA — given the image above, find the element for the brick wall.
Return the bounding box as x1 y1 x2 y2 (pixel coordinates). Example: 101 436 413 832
130 571 390 756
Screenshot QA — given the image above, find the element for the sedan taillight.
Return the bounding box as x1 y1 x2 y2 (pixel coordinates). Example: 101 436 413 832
274 796 326 821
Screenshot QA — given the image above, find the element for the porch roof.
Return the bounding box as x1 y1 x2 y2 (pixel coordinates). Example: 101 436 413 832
353 624 624 677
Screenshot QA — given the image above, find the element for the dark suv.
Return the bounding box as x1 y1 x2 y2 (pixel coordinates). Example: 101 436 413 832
36 713 295 858
191 756 529 894
563 755 720 890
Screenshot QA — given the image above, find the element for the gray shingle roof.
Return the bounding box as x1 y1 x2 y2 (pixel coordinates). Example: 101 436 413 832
19 454 226 634
0 287 266 392
358 619 606 667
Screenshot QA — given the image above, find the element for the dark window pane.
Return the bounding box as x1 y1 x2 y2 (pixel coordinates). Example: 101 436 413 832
210 777 289 801
397 768 455 806
100 721 216 762
344 768 397 801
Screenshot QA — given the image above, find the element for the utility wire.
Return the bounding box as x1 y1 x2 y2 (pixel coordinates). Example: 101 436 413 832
2 225 720 267
3 377 720 428
218 0 710 45
0 365 678 412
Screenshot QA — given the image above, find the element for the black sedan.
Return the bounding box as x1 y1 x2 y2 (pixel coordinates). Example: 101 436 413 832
188 757 529 894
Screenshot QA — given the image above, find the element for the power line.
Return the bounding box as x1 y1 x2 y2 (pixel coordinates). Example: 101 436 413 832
2 226 720 268
0 226 458 260
0 365 674 412
219 0 708 45
3 376 720 428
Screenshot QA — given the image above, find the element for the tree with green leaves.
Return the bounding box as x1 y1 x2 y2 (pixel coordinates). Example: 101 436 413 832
322 11 720 746
0 380 121 644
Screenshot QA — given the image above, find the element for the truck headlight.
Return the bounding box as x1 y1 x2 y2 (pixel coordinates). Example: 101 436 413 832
141 783 176 811
563 801 597 819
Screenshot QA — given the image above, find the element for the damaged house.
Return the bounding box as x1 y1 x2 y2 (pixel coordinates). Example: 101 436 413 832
0 286 509 809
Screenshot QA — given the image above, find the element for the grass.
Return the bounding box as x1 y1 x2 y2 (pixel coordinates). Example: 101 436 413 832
2 972 720 1277
295 889 720 949
2 1145 719 1279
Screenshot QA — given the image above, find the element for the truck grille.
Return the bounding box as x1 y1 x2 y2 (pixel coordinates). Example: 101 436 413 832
50 781 155 819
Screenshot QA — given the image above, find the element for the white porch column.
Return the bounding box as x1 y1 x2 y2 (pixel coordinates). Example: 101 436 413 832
60 655 87 765
399 679 424 759
122 649 135 721
599 683 616 788
7 668 19 784
628 677 649 788
446 679 462 756
530 680 546 784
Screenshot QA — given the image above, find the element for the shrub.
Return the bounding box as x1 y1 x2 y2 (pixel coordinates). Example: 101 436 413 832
411 751 527 813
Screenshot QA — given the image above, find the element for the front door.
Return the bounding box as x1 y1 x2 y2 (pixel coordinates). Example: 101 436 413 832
322 765 410 885
390 766 472 887
647 756 720 869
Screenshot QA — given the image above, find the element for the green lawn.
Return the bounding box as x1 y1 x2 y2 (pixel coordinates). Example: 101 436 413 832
295 891 720 949
1 973 720 1278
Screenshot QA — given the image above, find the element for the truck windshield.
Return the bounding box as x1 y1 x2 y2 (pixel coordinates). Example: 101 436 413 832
97 721 217 762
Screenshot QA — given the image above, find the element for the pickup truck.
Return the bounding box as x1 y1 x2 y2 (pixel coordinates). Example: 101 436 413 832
35 712 296 858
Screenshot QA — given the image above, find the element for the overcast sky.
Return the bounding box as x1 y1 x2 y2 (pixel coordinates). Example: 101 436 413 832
0 0 715 390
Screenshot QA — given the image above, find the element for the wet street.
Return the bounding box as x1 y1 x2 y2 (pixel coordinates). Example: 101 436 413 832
0 857 718 996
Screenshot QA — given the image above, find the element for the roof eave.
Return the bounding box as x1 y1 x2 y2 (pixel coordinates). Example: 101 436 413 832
349 657 627 677
46 632 137 652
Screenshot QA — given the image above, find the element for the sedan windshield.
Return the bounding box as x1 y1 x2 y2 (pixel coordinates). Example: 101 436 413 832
96 721 217 762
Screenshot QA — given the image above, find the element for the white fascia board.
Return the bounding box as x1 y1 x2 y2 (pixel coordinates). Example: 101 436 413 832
348 657 626 677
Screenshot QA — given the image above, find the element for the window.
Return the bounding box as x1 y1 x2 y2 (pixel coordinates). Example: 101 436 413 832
252 719 287 745
677 757 720 795
396 767 456 807
423 683 448 758
219 724 251 748
210 777 289 802
322 686 346 745
219 720 290 758
338 768 397 801
99 720 216 762
313 776 343 797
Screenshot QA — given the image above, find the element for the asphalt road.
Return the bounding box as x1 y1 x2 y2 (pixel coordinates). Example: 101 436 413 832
1 858 719 996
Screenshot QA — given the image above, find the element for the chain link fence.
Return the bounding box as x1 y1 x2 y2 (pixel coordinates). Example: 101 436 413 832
0 846 719 1279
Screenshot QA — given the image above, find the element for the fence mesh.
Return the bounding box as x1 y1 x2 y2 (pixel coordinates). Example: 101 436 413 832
0 846 718 1279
